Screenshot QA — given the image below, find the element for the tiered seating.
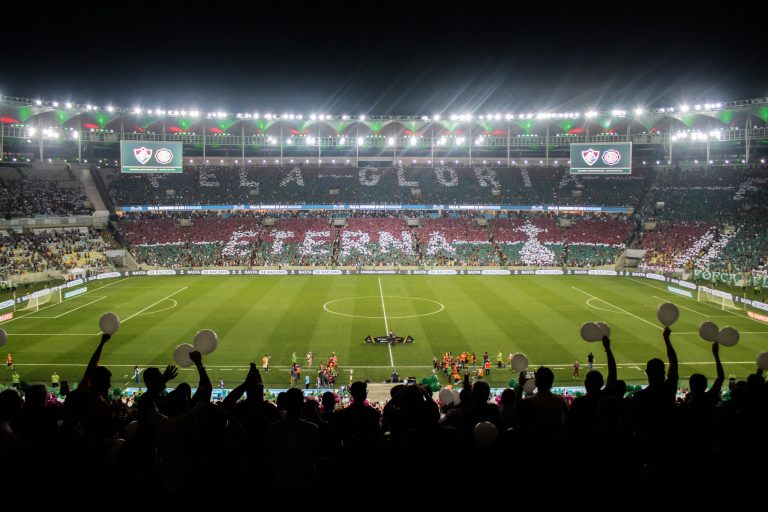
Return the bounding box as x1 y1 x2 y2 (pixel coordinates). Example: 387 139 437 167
336 218 418 266
492 217 563 266
257 218 334 266
0 166 92 218
416 218 497 266
0 228 109 276
639 222 715 271
118 216 263 267
562 217 634 267
100 165 646 207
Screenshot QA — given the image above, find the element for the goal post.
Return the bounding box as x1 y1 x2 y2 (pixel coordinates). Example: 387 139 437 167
697 287 743 311
20 288 62 312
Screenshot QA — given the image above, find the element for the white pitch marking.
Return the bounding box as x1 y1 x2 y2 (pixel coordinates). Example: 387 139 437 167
652 296 707 317
631 278 766 326
378 278 394 368
0 277 129 325
572 286 662 331
119 287 188 326
53 296 108 318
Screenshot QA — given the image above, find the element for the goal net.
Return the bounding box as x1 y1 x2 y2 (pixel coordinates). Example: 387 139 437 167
697 287 743 311
20 288 62 312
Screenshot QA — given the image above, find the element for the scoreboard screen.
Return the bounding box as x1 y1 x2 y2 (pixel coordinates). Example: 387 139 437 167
569 142 632 175
121 141 183 173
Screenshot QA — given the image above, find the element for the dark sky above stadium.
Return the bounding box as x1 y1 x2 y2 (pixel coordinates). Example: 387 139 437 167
3 7 765 115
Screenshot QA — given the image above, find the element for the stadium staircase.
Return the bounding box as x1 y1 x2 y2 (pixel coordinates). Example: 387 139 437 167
72 165 109 214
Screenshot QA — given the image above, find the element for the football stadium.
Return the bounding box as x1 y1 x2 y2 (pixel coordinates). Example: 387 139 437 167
1 15 767 499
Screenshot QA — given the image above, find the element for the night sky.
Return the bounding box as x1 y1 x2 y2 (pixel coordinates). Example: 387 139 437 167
3 7 765 114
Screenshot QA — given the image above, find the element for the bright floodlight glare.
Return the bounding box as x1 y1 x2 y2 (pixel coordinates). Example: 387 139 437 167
387 137 395 146
680 105 689 112
433 114 440 121
635 108 644 116
51 101 59 107
356 137 363 146
409 136 417 146
505 114 513 120
65 102 72 109
107 106 114 112
28 127 36 136
338 137 346 145
35 99 42 105
359 115 366 121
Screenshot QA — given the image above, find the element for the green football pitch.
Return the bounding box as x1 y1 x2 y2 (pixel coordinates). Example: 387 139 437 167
2 275 766 389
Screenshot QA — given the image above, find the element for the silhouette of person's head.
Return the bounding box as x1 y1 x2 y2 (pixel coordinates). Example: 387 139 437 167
321 391 336 412
584 370 604 394
24 384 47 409
350 381 367 404
91 366 112 398
175 382 192 402
472 381 491 404
282 387 304 417
689 373 707 395
165 388 189 416
535 366 555 392
500 388 515 407
0 388 22 422
390 384 405 399
645 358 665 385
143 367 164 392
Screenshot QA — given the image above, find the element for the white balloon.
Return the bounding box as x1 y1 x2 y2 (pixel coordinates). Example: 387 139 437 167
193 329 218 354
580 322 603 342
756 352 768 371
523 379 536 395
656 303 680 327
699 321 719 342
596 322 611 338
173 343 195 367
717 327 739 347
452 389 461 405
438 388 454 405
511 353 529 372
0 329 6 348
99 313 120 335
473 421 498 447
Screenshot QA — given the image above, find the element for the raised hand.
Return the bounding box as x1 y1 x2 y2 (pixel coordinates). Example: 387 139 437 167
162 364 178 383
602 335 611 350
189 350 202 365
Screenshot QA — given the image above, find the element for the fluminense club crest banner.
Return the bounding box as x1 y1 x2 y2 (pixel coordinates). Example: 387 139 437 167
121 141 183 173
570 142 632 175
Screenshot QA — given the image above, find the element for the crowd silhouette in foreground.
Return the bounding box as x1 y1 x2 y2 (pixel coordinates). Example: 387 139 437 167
0 326 764 507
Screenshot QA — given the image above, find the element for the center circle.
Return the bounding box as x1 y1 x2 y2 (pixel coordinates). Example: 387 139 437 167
323 295 445 319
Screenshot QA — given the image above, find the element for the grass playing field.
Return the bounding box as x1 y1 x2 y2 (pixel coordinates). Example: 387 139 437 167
2 275 766 390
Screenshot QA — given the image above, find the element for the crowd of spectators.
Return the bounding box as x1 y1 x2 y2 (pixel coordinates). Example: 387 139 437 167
0 228 110 277
100 165 649 207
1 324 761 502
0 166 93 218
